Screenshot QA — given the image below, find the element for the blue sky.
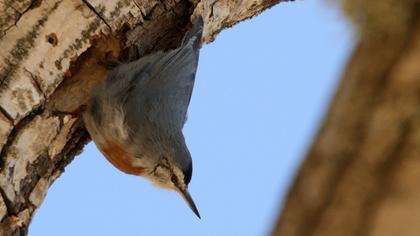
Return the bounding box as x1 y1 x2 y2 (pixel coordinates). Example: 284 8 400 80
30 1 354 235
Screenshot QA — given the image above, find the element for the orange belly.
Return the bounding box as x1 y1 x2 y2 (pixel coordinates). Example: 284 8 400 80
100 141 145 176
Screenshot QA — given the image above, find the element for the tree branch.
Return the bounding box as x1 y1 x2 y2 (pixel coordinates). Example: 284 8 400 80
273 1 420 235
0 0 289 234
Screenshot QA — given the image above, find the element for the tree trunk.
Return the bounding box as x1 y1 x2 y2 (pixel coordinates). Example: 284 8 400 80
273 1 420 236
0 0 288 234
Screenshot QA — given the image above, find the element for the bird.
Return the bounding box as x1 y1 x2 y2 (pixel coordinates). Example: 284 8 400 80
83 16 204 218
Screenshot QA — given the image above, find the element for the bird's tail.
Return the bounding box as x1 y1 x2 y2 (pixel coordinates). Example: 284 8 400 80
181 16 204 50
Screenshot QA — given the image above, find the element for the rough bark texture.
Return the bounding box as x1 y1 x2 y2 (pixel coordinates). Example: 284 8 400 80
273 1 420 236
0 0 291 235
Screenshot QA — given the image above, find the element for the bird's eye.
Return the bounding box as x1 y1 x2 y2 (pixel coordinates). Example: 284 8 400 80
171 174 178 185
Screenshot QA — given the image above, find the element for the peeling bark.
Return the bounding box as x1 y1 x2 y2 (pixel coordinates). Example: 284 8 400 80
273 1 420 236
0 0 289 234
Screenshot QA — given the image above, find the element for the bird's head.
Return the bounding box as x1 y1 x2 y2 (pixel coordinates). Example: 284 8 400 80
144 141 200 218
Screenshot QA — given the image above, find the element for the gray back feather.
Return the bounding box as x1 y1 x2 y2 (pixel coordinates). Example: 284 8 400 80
106 17 204 139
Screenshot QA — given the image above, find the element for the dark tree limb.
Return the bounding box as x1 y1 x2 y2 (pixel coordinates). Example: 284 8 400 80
273 1 420 236
0 0 291 234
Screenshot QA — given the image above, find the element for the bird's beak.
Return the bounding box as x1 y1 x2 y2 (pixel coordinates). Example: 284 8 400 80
179 188 201 219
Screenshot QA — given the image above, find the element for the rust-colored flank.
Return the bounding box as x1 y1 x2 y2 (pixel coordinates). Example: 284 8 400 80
100 140 145 175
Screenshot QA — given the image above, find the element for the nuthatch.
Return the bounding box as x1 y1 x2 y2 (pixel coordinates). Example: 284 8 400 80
83 17 203 218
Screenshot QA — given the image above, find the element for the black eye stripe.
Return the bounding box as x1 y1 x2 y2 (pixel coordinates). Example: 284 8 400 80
171 174 178 186
150 157 170 175
184 162 192 185
158 157 178 184
152 156 186 187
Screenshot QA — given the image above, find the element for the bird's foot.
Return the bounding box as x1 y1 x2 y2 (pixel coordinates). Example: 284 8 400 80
98 52 122 70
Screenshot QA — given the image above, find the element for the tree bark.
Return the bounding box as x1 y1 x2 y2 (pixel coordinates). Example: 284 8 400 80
273 1 420 236
0 0 289 234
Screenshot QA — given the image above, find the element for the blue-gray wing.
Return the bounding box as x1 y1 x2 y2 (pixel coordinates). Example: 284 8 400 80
120 17 203 133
